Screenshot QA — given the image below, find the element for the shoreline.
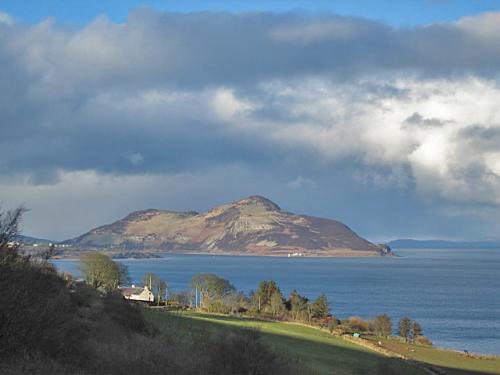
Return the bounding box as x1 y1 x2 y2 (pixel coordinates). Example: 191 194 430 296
52 250 395 260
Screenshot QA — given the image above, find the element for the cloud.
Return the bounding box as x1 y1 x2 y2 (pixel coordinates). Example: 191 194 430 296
404 112 449 127
128 153 145 166
269 17 368 43
0 11 14 26
0 166 281 240
212 88 254 121
2 9 500 238
454 12 500 39
287 176 317 189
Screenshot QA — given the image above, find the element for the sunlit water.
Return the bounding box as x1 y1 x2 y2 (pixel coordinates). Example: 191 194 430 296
54 248 500 355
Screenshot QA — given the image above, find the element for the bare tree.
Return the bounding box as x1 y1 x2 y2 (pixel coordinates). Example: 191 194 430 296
0 205 27 254
372 314 392 337
141 273 167 305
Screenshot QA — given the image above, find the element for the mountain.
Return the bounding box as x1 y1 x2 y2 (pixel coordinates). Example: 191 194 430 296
388 239 500 249
65 196 390 257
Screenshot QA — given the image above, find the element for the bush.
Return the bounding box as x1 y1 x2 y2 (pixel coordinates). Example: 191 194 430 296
103 291 146 333
0 252 82 359
343 316 372 333
207 329 303 375
371 314 392 337
1 250 302 375
415 335 433 346
0 208 309 375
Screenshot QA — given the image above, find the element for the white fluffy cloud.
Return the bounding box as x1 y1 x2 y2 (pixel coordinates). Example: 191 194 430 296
215 77 500 204
2 9 500 238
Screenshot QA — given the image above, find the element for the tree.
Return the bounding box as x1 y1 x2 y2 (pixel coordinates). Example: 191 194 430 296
190 273 204 307
141 272 156 289
288 290 308 321
251 280 281 313
0 206 77 358
170 290 192 306
0 206 26 256
311 294 330 319
190 273 235 311
398 317 412 342
372 314 392 337
269 290 285 317
141 273 167 305
79 253 128 292
411 320 423 340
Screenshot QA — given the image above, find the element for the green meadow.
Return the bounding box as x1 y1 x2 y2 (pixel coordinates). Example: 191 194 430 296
145 310 500 375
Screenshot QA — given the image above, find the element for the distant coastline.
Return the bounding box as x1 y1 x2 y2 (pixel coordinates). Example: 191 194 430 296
388 239 500 249
47 248 393 260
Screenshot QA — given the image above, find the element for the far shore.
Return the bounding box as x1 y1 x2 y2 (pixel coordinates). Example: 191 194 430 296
49 249 394 260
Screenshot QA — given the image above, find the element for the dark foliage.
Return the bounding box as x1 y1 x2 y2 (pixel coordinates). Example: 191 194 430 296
0 249 82 359
103 291 146 333
0 207 303 375
207 329 292 375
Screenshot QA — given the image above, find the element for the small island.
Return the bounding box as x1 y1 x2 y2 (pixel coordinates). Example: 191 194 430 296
43 196 393 258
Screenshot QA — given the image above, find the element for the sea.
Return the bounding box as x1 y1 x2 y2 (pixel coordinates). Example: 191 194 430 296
53 248 500 355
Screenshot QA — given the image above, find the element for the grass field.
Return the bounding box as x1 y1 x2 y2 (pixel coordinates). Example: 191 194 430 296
144 310 500 375
366 335 500 375
145 310 419 375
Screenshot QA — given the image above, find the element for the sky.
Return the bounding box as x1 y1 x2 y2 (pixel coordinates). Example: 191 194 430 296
2 1 500 241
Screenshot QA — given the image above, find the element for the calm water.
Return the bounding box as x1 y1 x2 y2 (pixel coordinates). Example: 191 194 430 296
54 248 500 355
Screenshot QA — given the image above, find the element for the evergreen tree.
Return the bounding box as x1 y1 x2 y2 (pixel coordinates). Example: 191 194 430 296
253 280 280 313
311 294 330 319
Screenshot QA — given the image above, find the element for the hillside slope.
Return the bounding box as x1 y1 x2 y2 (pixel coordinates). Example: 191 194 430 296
66 196 389 256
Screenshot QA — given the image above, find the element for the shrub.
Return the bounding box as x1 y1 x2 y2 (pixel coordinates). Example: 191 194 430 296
103 291 146 333
371 314 392 337
207 329 303 375
0 252 82 359
415 335 433 346
344 316 372 333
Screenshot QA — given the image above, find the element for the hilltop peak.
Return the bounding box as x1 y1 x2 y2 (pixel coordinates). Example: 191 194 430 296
233 195 281 211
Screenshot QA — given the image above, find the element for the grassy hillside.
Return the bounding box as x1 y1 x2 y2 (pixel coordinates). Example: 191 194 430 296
371 336 500 375
145 310 500 375
145 310 424 375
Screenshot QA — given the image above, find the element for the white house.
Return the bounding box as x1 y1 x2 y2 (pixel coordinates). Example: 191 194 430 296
120 285 155 303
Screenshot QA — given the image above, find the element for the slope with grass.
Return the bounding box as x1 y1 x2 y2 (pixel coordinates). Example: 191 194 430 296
368 336 500 375
145 310 500 375
145 310 425 375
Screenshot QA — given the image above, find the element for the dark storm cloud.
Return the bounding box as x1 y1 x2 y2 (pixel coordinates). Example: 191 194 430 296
1 10 500 90
2 9 500 239
404 112 449 127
